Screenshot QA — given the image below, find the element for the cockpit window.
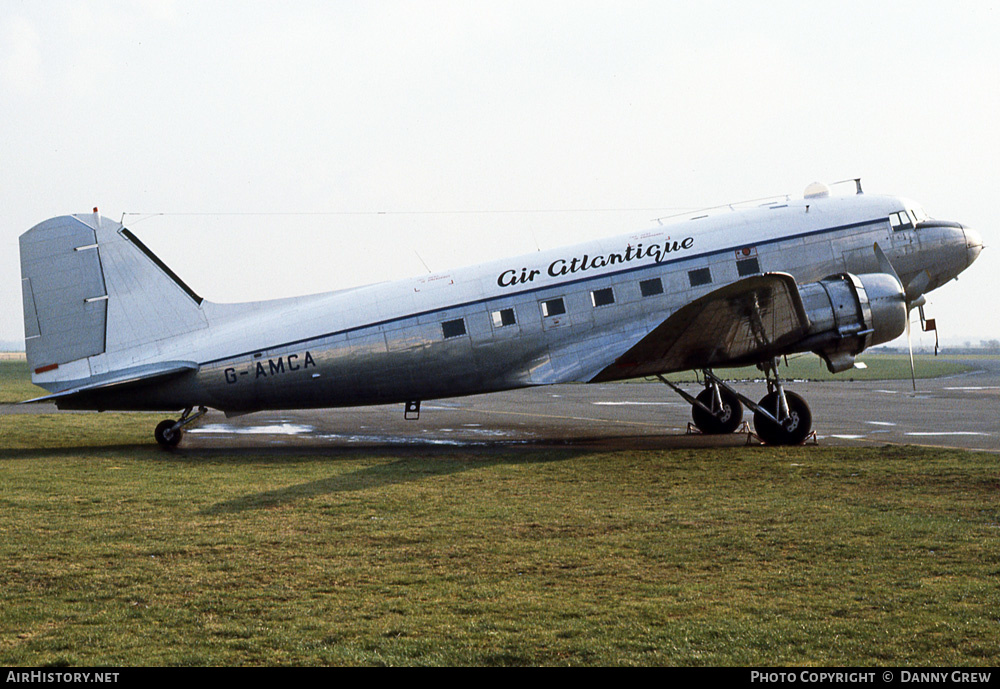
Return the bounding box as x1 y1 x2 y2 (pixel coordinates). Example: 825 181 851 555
889 211 913 231
911 206 929 223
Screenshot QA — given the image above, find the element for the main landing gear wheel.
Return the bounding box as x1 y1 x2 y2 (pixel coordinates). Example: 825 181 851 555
752 390 812 446
154 419 182 448
691 387 744 435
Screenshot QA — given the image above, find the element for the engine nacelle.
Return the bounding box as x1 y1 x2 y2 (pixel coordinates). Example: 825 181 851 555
796 272 907 372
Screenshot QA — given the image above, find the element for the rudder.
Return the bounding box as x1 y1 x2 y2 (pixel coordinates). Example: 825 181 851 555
20 217 108 375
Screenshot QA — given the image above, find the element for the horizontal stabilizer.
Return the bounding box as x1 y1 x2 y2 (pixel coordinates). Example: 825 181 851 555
20 361 198 404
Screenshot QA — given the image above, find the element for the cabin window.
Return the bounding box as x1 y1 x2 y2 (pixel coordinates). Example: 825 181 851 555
736 256 760 277
491 307 516 328
639 277 664 297
541 297 566 318
441 318 466 339
688 267 712 287
590 287 615 307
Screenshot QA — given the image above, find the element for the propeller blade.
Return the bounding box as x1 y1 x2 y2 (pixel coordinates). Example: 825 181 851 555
875 242 930 309
906 310 916 391
905 270 931 303
874 242 918 388
873 242 901 282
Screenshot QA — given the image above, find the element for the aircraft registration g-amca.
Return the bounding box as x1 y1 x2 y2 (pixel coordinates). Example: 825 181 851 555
18 180 982 447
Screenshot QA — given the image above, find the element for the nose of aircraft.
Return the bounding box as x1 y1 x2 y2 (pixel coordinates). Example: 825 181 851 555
964 226 983 267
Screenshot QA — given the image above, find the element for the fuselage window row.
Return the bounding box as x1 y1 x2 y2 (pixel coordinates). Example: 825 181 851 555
448 275 674 341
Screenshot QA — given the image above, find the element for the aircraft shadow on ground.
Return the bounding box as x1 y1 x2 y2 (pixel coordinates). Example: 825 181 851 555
197 449 579 515
191 430 756 515
0 432 749 516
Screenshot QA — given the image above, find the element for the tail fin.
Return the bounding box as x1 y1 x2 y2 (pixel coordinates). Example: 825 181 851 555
20 213 207 390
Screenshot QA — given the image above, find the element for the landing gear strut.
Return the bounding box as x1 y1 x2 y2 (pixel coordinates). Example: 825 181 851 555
658 361 814 445
154 406 208 449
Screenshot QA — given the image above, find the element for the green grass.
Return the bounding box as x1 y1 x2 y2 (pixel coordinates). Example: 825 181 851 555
1 414 999 666
2 354 998 665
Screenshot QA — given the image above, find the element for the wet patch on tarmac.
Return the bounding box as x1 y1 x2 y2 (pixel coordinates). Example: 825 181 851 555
186 419 538 448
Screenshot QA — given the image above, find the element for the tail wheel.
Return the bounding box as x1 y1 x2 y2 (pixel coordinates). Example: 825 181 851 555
691 387 744 434
154 419 182 448
752 391 812 446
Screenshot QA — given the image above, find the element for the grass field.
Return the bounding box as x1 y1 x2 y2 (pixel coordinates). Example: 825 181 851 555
2 355 999 666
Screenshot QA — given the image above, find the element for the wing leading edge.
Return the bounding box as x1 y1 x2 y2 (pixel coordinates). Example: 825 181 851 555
591 273 810 383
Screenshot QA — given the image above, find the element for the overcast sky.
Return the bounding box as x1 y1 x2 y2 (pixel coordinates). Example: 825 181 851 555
2 1 997 350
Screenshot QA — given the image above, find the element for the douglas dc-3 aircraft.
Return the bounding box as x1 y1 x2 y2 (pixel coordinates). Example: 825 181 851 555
19 180 982 447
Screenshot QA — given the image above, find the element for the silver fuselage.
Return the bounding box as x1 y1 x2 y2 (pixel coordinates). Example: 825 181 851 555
38 192 980 412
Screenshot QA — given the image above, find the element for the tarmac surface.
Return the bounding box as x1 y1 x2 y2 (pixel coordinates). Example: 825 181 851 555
172 357 1000 452
6 358 999 453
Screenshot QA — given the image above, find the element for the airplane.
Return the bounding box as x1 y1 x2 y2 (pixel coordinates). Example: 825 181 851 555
18 179 983 448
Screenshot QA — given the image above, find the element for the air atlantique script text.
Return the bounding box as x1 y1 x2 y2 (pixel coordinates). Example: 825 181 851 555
496 237 695 288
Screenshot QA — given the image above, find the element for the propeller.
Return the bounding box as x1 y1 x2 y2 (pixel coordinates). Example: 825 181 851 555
873 243 931 390
906 307 915 390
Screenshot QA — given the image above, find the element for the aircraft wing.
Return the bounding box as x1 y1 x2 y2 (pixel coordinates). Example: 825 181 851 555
21 361 199 404
591 273 810 382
